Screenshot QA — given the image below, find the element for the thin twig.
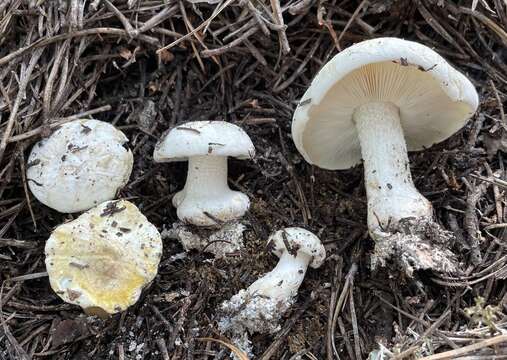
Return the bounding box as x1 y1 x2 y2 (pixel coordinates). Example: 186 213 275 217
0 49 43 166
269 0 290 54
7 105 112 143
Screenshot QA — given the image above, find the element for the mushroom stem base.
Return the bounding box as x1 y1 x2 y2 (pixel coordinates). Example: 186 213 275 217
371 217 458 276
162 221 245 258
219 288 293 335
354 102 458 274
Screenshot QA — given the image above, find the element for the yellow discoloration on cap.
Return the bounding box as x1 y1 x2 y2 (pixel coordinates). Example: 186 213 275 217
45 200 162 315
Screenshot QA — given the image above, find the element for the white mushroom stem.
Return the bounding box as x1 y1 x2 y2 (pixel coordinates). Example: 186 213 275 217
247 250 311 301
172 188 185 207
175 154 250 226
218 248 314 338
184 155 230 199
353 102 433 232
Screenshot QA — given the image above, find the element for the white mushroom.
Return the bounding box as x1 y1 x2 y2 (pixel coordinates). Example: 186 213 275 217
45 200 162 317
219 228 325 345
292 37 478 274
27 119 133 213
154 121 255 226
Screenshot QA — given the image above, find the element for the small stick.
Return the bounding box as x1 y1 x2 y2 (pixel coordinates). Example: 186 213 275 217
118 344 125 360
269 0 290 54
0 284 30 360
392 310 451 359
470 173 507 189
104 0 137 38
349 276 362 360
259 297 315 360
201 27 259 57
17 147 37 230
0 238 37 249
0 28 159 67
336 0 368 49
489 79 505 123
466 113 485 151
8 105 111 143
156 338 170 360
330 263 358 357
7 272 48 282
246 0 270 36
418 3 466 55
463 177 488 264
0 49 43 165
137 5 178 34
459 7 507 47
484 163 503 223
167 297 192 351
289 0 313 15
326 257 343 359
419 334 507 360
337 316 355 360
157 0 235 53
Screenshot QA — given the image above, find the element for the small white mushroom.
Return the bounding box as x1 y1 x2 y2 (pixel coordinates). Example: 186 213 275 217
27 119 133 213
154 121 255 226
219 228 325 343
292 37 479 274
45 200 162 317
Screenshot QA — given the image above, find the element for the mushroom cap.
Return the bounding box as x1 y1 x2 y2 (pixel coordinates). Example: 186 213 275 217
45 200 162 315
269 227 326 269
153 121 255 162
27 119 133 213
292 37 479 170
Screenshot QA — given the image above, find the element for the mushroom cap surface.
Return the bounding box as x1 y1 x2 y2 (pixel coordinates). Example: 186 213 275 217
292 37 479 170
153 121 255 162
27 119 133 213
269 227 326 268
45 200 162 315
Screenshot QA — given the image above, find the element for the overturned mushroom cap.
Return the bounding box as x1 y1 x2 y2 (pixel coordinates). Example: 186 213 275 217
153 121 255 162
268 227 326 268
45 200 162 316
292 37 479 170
27 119 133 213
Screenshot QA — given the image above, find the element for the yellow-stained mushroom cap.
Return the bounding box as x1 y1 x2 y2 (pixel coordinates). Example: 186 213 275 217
45 200 162 316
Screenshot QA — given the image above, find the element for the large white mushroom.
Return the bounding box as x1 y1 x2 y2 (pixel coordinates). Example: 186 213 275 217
154 121 255 226
27 119 133 213
45 200 162 317
292 37 478 274
219 228 325 355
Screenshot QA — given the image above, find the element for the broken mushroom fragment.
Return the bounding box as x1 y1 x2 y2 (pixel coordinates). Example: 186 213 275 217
45 200 162 317
219 228 325 354
162 221 246 259
292 37 478 274
27 119 133 213
154 121 255 226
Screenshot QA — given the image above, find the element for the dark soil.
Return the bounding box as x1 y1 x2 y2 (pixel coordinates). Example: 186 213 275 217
1 1 506 359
